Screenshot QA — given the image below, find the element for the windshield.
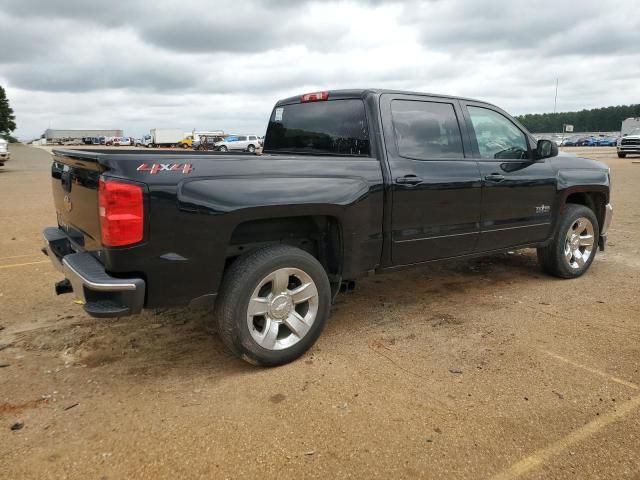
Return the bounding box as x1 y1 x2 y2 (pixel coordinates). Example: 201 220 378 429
264 99 370 156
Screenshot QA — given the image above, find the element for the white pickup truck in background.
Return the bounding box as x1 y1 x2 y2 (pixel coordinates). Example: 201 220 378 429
617 117 640 158
0 138 10 166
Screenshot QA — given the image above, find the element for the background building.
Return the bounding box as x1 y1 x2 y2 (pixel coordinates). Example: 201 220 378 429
43 128 123 143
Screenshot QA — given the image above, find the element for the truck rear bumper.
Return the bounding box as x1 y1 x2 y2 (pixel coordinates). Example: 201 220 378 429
42 227 145 318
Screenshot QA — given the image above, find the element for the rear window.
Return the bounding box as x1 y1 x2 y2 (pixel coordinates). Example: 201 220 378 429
264 99 370 156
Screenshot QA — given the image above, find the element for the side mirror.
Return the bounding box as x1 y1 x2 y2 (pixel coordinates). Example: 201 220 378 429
536 139 558 160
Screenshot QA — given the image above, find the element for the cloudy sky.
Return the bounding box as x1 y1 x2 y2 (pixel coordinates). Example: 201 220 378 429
1 0 639 140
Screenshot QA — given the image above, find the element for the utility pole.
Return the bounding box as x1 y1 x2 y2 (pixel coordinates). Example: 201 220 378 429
553 78 559 135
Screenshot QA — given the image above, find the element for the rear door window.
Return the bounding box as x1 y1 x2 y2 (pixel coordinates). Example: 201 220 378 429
390 100 464 160
264 99 370 156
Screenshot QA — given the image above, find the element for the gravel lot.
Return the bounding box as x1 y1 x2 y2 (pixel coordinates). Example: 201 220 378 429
1 144 639 479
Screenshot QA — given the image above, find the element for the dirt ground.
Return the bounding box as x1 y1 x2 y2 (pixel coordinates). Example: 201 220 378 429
1 144 639 479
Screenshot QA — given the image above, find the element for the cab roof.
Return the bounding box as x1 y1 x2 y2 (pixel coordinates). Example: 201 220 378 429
274 88 496 108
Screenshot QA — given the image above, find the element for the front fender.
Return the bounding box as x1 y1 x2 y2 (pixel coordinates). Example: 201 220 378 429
557 168 609 197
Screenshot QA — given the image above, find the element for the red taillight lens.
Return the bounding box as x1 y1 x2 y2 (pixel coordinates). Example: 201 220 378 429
98 178 144 247
301 91 329 103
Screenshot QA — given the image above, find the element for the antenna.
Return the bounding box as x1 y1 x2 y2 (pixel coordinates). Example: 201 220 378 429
553 78 558 115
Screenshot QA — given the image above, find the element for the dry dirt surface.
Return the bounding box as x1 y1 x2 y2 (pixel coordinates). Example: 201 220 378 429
1 144 639 479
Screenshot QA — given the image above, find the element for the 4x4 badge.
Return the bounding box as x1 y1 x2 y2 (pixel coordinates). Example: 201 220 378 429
137 163 194 174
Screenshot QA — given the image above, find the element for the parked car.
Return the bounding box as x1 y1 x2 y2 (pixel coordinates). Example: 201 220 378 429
596 136 618 147
115 137 132 146
136 135 151 147
0 138 10 166
578 136 598 147
194 135 225 151
561 135 583 146
178 135 193 149
43 88 612 367
215 135 260 153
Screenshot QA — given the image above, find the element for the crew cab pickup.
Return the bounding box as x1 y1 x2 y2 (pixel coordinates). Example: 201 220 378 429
43 89 613 366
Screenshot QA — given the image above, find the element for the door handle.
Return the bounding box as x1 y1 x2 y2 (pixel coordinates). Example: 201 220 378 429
484 173 505 182
396 175 423 186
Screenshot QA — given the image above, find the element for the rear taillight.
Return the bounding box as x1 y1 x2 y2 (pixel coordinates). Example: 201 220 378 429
98 178 144 247
301 91 329 103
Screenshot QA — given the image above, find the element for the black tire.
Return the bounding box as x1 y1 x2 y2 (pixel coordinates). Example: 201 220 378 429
247 144 255 153
537 204 599 279
617 152 626 158
219 145 228 152
214 245 331 366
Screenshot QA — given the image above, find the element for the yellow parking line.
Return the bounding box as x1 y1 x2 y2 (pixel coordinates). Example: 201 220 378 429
543 350 639 390
0 260 49 270
490 393 640 480
490 350 640 479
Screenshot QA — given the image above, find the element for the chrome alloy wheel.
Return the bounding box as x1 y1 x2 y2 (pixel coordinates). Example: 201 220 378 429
564 217 595 269
247 268 319 350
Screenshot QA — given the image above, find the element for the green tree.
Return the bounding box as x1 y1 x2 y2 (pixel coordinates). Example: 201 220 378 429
516 104 640 133
0 85 17 142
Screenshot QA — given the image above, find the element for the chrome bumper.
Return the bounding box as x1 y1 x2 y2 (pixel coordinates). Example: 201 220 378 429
43 227 145 318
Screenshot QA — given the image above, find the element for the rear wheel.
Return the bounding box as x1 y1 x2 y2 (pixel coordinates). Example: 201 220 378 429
219 145 228 152
537 204 599 278
214 245 331 366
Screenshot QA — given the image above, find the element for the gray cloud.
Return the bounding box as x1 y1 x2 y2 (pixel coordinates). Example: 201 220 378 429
405 0 640 56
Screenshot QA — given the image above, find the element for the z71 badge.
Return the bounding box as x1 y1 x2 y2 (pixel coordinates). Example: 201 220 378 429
137 163 194 174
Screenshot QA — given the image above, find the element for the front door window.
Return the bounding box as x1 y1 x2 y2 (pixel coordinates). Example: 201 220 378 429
468 106 528 160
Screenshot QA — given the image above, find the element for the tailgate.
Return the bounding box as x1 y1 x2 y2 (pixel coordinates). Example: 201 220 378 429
51 150 106 250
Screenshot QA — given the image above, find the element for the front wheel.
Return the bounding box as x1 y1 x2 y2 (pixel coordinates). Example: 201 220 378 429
214 245 331 366
537 204 599 278
247 144 256 153
617 152 626 158
218 145 228 152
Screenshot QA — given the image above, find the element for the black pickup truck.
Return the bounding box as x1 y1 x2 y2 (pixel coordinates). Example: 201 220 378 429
43 89 613 366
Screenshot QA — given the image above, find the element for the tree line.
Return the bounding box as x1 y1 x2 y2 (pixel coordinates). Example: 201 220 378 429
516 104 640 134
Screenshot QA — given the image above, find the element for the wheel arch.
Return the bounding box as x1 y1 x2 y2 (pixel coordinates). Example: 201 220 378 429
562 189 608 232
226 214 344 282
